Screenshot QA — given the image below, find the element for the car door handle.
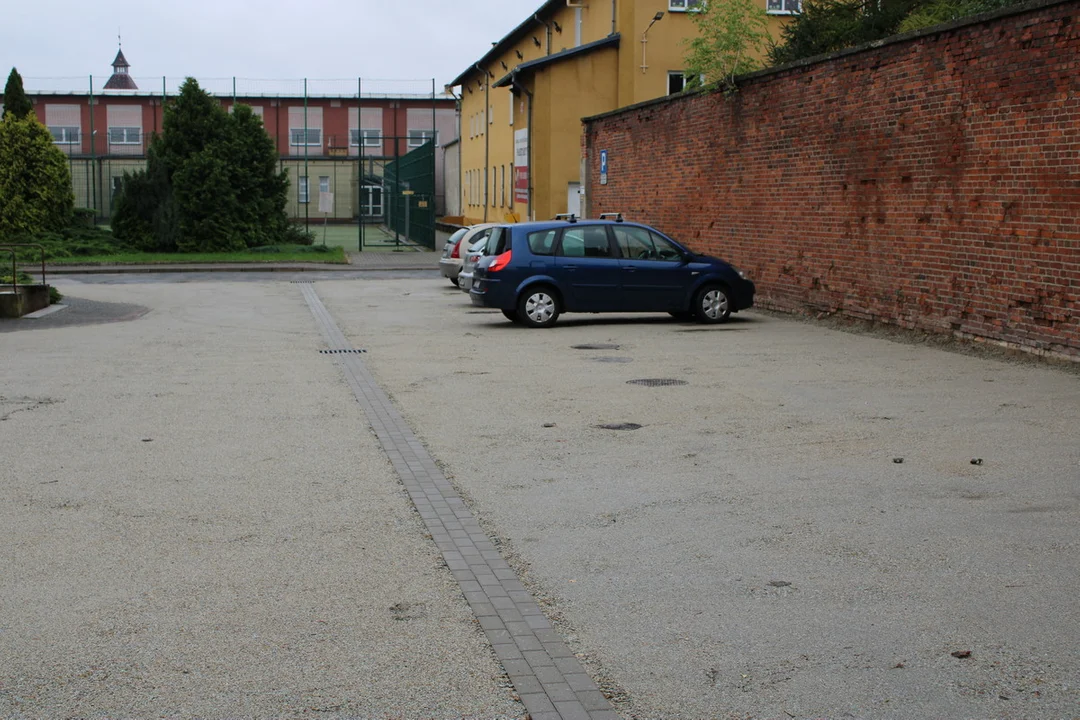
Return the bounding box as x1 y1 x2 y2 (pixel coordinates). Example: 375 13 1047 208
563 265 577 271
622 267 636 272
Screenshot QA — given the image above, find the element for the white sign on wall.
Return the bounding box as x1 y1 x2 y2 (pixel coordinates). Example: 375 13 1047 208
514 129 529 205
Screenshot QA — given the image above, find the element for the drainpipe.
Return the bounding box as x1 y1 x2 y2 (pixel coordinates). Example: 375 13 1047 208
474 64 490 222
445 84 463 218
510 73 534 222
612 0 617 35
534 14 552 54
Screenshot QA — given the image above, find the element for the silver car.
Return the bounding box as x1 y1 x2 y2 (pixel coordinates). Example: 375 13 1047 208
457 236 490 293
438 224 495 287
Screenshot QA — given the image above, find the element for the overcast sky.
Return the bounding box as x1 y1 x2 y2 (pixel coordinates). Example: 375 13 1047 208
2 0 545 94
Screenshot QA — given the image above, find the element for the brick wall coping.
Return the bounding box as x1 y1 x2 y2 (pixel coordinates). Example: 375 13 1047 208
583 0 1076 124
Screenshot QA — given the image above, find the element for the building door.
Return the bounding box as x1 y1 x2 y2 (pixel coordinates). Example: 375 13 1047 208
567 182 581 218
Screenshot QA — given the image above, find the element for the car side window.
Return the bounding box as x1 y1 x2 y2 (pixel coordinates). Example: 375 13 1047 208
649 231 684 261
614 226 683 261
528 229 557 256
613 226 654 259
559 226 612 258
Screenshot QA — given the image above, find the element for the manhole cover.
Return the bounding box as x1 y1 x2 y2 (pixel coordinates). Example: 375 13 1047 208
596 423 643 431
572 343 621 350
290 281 314 284
319 349 367 354
627 378 688 387
591 356 633 363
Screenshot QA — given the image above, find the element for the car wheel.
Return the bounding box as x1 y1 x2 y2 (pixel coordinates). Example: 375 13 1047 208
694 285 731 324
502 309 521 323
449 276 460 287
517 286 560 328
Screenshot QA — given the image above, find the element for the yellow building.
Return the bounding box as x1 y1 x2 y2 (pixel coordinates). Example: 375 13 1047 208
449 0 795 224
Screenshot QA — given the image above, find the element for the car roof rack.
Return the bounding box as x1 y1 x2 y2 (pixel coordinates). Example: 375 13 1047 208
598 212 624 222
554 213 578 223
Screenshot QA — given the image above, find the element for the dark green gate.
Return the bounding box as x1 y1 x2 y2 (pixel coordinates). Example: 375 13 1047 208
383 140 436 249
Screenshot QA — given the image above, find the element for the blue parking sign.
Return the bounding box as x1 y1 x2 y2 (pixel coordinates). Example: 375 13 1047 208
600 149 608 185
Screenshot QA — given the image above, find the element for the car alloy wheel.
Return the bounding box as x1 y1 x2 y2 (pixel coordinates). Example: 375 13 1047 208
696 285 731 323
518 287 560 328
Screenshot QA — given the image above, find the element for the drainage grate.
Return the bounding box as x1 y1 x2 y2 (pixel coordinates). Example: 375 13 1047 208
627 378 688 387
319 349 367 354
596 423 643 431
290 281 314 284
572 343 621 350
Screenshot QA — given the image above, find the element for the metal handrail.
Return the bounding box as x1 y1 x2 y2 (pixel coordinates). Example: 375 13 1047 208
0 244 47 291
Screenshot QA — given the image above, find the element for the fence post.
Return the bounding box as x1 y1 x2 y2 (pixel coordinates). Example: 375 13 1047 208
304 78 309 233
89 75 97 220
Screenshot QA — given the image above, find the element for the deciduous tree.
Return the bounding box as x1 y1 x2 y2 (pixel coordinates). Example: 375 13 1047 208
684 0 772 90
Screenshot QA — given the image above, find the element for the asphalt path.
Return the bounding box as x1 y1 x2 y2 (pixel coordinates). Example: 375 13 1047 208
3 275 1077 720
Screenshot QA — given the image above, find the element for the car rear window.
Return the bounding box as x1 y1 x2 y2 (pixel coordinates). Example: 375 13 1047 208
485 227 509 255
528 229 557 255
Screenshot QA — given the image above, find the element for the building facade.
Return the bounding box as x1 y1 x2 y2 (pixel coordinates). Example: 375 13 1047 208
7 53 458 222
450 0 796 224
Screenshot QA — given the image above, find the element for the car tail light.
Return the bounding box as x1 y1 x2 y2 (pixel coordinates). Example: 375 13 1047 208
488 250 512 272
451 241 462 259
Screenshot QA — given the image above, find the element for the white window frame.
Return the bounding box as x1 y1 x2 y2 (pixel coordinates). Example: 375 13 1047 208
509 93 514 125
408 129 437 148
668 72 687 95
298 176 309 204
108 126 141 145
49 126 81 145
290 128 322 147
350 128 381 147
766 0 800 13
319 176 330 195
668 0 703 11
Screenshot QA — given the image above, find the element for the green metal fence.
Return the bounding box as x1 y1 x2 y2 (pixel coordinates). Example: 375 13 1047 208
383 140 436 249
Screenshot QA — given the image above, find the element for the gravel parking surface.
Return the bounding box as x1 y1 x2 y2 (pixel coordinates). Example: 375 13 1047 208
0 282 521 719
319 279 1080 720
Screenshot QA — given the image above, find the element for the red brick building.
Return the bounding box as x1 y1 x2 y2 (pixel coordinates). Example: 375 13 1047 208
4 50 459 221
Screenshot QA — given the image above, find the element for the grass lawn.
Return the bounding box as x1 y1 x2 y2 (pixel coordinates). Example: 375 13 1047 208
47 245 348 265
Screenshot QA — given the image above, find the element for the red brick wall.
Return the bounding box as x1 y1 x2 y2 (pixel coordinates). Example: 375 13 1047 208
585 0 1080 359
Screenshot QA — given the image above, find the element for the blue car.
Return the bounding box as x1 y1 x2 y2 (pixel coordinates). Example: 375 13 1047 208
469 215 755 328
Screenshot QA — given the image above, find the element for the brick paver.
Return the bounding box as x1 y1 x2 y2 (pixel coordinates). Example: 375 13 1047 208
299 284 618 719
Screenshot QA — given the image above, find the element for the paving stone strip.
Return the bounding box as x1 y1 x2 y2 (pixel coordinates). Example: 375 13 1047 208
300 284 619 720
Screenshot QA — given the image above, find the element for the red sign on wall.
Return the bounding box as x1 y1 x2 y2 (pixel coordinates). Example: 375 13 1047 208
514 167 529 205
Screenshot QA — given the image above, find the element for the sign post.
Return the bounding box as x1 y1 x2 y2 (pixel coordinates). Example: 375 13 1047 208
318 191 334 246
